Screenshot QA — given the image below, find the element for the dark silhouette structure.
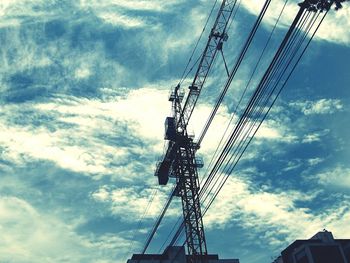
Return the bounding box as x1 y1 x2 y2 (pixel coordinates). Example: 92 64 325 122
127 246 239 263
272 230 350 263
153 1 237 261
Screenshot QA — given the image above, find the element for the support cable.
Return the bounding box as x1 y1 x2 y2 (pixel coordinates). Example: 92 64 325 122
125 187 158 259
202 10 328 218
220 49 230 77
201 7 317 212
198 0 286 188
140 185 176 254
168 2 328 249
200 3 322 225
197 0 273 202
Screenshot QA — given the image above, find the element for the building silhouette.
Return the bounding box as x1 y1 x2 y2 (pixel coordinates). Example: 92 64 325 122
272 230 350 263
127 246 239 263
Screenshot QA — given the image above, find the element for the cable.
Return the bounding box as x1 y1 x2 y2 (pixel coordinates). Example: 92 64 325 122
140 185 176 254
125 187 158 260
197 0 272 145
167 2 330 251
206 0 289 178
157 215 183 253
198 0 275 206
201 1 324 224
202 9 328 218
201 8 315 210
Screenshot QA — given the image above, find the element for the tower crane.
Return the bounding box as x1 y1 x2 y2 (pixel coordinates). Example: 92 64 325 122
154 1 236 261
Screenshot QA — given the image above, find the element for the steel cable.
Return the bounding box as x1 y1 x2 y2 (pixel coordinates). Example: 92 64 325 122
168 4 327 250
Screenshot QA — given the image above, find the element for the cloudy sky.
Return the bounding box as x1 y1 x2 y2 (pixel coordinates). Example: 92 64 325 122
0 0 349 262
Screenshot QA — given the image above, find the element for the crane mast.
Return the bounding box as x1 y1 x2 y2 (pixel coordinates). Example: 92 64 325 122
155 1 236 261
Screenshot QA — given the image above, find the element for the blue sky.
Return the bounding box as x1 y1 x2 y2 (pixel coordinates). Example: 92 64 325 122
0 1 349 263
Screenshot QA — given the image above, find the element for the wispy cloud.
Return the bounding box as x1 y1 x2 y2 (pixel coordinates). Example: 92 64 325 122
316 166 350 189
290 99 343 115
79 0 185 12
204 175 350 248
282 159 303 172
302 129 330 143
307 157 324 166
96 12 148 28
0 88 170 179
0 196 131 263
91 185 178 222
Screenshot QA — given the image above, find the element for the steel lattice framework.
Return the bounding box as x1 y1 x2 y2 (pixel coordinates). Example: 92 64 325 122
155 1 237 262
178 0 237 131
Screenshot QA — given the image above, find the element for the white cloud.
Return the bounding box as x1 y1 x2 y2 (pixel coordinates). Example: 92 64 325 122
255 119 297 143
316 166 350 189
302 129 330 143
92 186 111 202
256 125 281 139
107 88 169 141
0 0 66 27
189 103 297 166
307 157 324 166
241 0 298 29
75 66 91 79
97 12 147 28
0 23 133 94
318 4 350 45
187 103 233 152
0 196 131 263
282 159 302 172
77 0 187 29
79 0 185 12
203 176 350 246
303 133 321 143
0 118 119 175
0 88 170 177
91 185 178 222
290 99 343 115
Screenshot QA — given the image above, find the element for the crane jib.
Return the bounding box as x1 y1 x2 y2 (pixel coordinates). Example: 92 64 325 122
178 0 237 132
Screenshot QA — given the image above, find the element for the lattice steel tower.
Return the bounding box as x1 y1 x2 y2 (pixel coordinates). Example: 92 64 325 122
154 1 237 262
